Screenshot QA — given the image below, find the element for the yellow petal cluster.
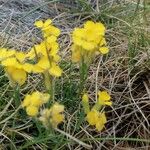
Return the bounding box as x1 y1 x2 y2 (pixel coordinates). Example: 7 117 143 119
0 19 62 87
26 19 62 77
86 110 107 131
0 51 27 86
98 91 112 106
72 21 109 63
22 91 50 117
5 66 26 86
82 90 112 131
34 19 60 38
39 102 64 128
0 48 15 60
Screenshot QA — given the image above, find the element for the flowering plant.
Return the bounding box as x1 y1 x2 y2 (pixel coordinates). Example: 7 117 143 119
0 19 111 133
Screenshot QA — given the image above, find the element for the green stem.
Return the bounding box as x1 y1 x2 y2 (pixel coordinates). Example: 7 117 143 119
92 102 102 111
13 85 20 107
44 40 55 103
79 57 89 96
43 71 51 92
11 85 20 150
43 71 54 106
50 75 55 103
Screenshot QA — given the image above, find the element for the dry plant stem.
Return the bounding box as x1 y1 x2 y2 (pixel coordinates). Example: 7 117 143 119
0 105 21 124
82 137 150 144
0 132 17 150
55 128 92 149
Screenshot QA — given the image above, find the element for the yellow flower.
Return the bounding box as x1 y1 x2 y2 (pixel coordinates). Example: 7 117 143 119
22 91 50 108
99 37 107 46
82 41 95 50
42 93 51 103
36 56 50 70
43 25 60 38
95 112 107 131
52 54 60 62
82 93 90 114
31 91 50 104
22 94 31 107
39 109 50 127
1 57 22 69
0 48 15 60
72 20 109 64
30 91 43 107
50 113 64 128
72 21 106 51
15 51 26 62
22 63 34 73
26 106 39 117
32 64 44 73
5 66 27 86
39 103 64 128
1 56 27 86
34 19 60 38
99 47 109 54
25 37 62 77
49 103 64 128
86 110 107 131
30 39 59 59
84 21 105 37
71 45 81 62
31 56 62 77
22 91 50 117
26 48 36 59
46 35 57 44
34 19 52 28
86 109 99 125
98 91 112 106
50 102 64 114
49 63 62 77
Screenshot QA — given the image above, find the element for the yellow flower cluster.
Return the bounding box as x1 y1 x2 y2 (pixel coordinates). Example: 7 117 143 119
22 91 64 128
22 91 50 117
0 49 27 86
34 19 60 38
86 110 107 131
98 91 112 106
0 19 62 87
39 102 64 128
72 21 109 63
0 19 112 132
82 91 112 131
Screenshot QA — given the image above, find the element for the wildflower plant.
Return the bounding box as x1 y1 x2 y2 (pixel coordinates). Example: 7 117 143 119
82 91 112 131
72 21 109 93
0 19 64 130
0 18 112 144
